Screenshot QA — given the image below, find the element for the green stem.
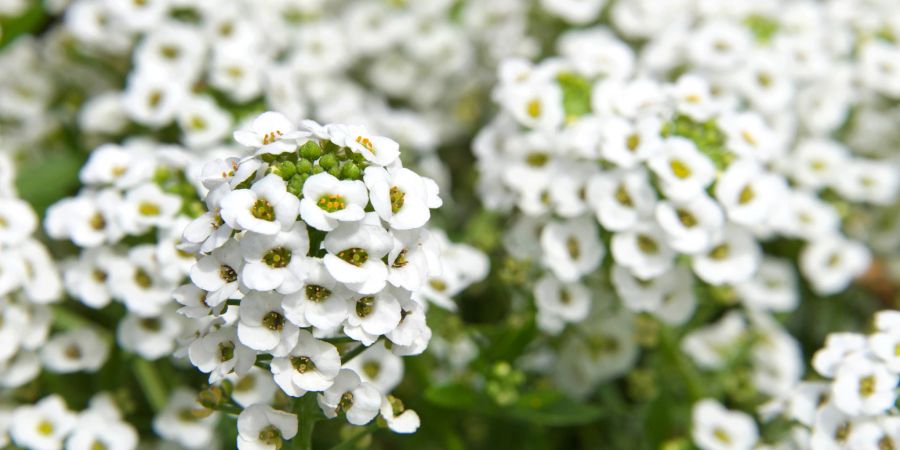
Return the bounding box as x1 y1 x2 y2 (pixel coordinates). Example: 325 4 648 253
340 341 373 365
326 425 376 450
131 358 168 412
294 395 320 450
659 327 704 402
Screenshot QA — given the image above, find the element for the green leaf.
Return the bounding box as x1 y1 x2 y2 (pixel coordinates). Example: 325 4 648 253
424 383 493 412
15 151 85 218
509 390 605 426
557 72 593 121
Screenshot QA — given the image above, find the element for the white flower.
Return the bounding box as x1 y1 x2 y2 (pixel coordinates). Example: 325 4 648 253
340 125 402 167
233 111 303 152
298 172 368 232
534 274 591 334
343 343 404 394
177 95 232 149
812 333 868 379
117 311 182 360
387 228 442 293
182 184 235 254
598 116 662 168
686 19 752 72
586 168 656 232
869 330 900 373
655 193 724 254
800 235 871 296
506 82 564 131
317 369 382 425
282 259 350 331
386 298 432 356
364 166 442 230
809 404 856 450
540 216 604 283
221 174 300 235
735 258 798 312
611 223 675 280
227 367 279 408
323 215 393 295
109 245 174 316
343 290 402 346
719 112 780 162
832 354 898 417
769 190 840 240
13 239 63 304
237 404 298 450
66 395 138 450
0 198 36 245
238 291 299 357
380 395 420 434
875 311 900 334
45 190 124 248
790 139 849 190
40 329 108 373
153 389 218 450
190 240 244 306
271 330 341 395
10 395 77 450
118 182 182 235
715 160 786 227
834 158 899 206
691 399 758 450
190 325 256 384
648 137 716 202
671 74 718 121
847 419 900 450
692 226 761 286
240 227 310 294
682 311 746 370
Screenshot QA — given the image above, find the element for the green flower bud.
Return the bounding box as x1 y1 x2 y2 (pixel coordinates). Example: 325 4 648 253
340 162 361 180
319 153 338 170
299 141 322 160
275 161 296 179
287 175 304 196
312 165 324 174
327 165 342 178
295 158 313 174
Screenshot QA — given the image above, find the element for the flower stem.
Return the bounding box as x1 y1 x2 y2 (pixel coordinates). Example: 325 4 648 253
131 358 168 412
340 340 374 365
294 395 320 450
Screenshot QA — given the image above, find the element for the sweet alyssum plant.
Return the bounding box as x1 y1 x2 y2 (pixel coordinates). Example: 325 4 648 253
178 112 443 448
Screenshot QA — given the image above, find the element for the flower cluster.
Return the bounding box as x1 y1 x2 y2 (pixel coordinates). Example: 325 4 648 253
4 393 137 450
474 1 898 400
179 112 443 442
0 157 65 389
765 310 900 449
44 141 206 361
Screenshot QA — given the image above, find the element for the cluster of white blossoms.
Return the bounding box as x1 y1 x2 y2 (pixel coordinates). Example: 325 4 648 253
179 112 446 443
0 155 67 389
3 393 137 450
475 0 899 401
44 141 207 362
0 0 537 198
757 310 900 450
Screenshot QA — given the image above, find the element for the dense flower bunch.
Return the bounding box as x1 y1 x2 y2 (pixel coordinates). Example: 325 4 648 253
0 0 898 449
473 3 899 446
0 0 536 193
0 155 66 390
766 310 900 449
179 112 444 445
44 141 204 361
4 393 138 450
